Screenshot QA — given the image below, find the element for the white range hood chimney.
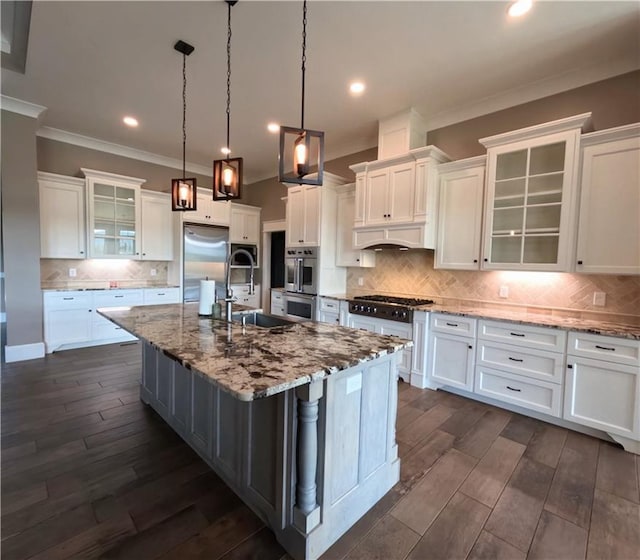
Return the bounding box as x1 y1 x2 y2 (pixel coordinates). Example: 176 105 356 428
377 108 427 160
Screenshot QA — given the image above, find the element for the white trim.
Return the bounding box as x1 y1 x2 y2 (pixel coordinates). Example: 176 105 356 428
81 167 146 186
37 126 212 177
438 155 487 173
479 113 593 148
37 171 85 187
425 57 640 133
1 95 47 119
262 219 287 233
350 145 451 173
580 122 640 147
5 342 46 363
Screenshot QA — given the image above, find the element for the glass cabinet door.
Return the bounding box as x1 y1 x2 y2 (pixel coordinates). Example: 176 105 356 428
92 183 138 257
489 140 567 266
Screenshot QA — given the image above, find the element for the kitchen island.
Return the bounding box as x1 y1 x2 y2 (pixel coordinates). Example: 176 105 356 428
99 303 411 560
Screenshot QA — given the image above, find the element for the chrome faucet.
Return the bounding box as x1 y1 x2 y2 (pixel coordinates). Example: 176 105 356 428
225 248 255 321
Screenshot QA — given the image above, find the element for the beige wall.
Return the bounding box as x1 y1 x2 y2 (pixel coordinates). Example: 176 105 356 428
427 70 640 160
1 110 44 347
346 251 640 319
37 137 213 192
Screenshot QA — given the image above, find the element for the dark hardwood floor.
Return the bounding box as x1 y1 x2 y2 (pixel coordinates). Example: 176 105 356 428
2 342 639 559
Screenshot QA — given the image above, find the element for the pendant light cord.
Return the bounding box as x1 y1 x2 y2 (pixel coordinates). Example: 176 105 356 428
226 1 232 162
300 0 307 129
182 51 187 180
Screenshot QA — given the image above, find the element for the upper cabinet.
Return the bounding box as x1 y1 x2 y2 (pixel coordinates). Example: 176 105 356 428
229 204 261 244
82 168 145 259
335 184 376 268
435 157 486 270
479 113 591 271
286 185 321 247
185 189 230 226
140 191 174 261
350 146 450 250
39 172 87 259
575 124 640 275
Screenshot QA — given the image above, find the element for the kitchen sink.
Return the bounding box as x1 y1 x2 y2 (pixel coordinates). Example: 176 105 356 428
231 312 296 329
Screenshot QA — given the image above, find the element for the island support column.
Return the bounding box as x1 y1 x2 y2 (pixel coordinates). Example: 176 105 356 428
293 379 323 533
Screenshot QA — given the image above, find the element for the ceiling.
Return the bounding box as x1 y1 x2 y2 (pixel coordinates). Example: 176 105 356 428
2 1 639 184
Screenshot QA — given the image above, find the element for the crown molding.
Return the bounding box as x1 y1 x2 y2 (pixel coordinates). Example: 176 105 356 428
37 126 212 177
81 167 146 186
438 155 487 173
1 95 47 119
37 171 85 187
580 122 640 147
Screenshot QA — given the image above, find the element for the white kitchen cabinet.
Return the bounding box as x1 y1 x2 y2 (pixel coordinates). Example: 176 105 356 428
435 157 485 270
428 314 477 391
286 185 321 247
38 172 87 259
479 114 590 271
230 283 260 308
43 291 93 351
271 289 284 316
318 297 340 325
143 287 180 305
229 204 260 244
350 146 450 250
410 310 429 388
575 124 640 275
185 189 230 226
83 168 145 259
335 185 376 268
140 191 174 261
565 332 640 445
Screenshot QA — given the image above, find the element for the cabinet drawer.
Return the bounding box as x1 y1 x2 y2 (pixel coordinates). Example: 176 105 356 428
431 313 477 337
320 298 340 312
94 289 143 308
567 332 639 366
43 291 92 309
478 319 566 352
476 341 564 384
475 366 562 418
143 288 180 305
271 290 283 303
92 321 136 342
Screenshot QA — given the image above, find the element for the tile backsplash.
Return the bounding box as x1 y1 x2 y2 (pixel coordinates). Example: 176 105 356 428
41 259 170 289
347 250 640 318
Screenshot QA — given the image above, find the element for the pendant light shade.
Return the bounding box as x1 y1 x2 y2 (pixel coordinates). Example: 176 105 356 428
213 0 243 200
171 39 197 212
278 0 324 186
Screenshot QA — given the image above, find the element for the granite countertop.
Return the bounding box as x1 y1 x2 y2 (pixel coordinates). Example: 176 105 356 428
42 285 180 292
98 303 412 401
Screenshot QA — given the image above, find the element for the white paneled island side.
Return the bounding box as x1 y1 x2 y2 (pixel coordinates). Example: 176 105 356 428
99 303 412 560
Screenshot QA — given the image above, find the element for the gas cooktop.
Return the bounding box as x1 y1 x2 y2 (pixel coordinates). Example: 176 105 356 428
352 295 435 306
348 295 434 323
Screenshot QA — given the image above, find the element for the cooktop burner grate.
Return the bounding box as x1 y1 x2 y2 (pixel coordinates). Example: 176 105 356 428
352 295 434 306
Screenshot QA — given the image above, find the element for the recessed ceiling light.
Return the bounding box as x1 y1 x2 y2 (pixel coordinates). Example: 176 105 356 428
267 123 280 133
349 81 366 95
508 0 532 17
123 116 139 127
221 147 231 155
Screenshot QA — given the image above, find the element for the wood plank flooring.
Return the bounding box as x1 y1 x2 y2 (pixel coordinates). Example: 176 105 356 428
2 343 639 559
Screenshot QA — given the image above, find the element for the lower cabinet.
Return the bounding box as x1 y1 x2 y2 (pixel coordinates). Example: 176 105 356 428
271 289 284 316
318 297 340 325
427 314 476 391
230 283 260 308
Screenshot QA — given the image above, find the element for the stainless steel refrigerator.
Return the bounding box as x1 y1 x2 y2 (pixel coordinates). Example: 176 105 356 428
183 223 229 303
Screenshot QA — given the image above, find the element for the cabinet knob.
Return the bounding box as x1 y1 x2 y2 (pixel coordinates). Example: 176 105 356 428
567 364 573 369
577 260 583 265
468 345 472 349
80 251 84 254
484 258 488 262
356 258 360 262
473 259 478 263
142 253 146 256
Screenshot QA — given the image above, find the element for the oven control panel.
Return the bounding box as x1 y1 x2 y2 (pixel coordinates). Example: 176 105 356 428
348 302 413 323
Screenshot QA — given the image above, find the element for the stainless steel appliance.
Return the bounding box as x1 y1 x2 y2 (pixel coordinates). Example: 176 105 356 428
283 292 316 322
347 295 434 324
229 243 258 267
285 247 318 295
183 223 229 302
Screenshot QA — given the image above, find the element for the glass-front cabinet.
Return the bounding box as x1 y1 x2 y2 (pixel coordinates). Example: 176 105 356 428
480 114 590 271
82 169 145 258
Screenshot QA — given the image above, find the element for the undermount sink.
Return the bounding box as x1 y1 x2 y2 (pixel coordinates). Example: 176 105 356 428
231 312 296 329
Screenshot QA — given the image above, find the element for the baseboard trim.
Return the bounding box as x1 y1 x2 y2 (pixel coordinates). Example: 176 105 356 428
5 342 46 363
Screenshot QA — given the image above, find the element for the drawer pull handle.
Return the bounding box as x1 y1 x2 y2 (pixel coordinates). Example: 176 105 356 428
115 327 122 330
446 322 459 327
157 293 165 296
508 357 524 362
510 332 525 337
63 297 74 300
114 295 124 298
595 345 615 351
506 385 521 392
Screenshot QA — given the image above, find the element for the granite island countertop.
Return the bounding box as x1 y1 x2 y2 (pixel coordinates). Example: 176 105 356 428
99 303 412 401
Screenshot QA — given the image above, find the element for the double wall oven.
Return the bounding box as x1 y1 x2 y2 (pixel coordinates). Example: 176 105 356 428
283 247 318 321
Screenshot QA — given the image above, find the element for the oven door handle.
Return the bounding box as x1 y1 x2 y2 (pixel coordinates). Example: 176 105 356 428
293 259 300 292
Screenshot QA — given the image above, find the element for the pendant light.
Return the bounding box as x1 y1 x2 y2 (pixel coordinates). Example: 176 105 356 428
171 40 197 212
213 0 243 200
278 0 324 186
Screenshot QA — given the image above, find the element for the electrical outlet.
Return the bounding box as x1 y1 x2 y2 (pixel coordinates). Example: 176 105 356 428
69 268 77 277
499 285 509 298
150 268 157 277
593 291 606 307
357 277 364 287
